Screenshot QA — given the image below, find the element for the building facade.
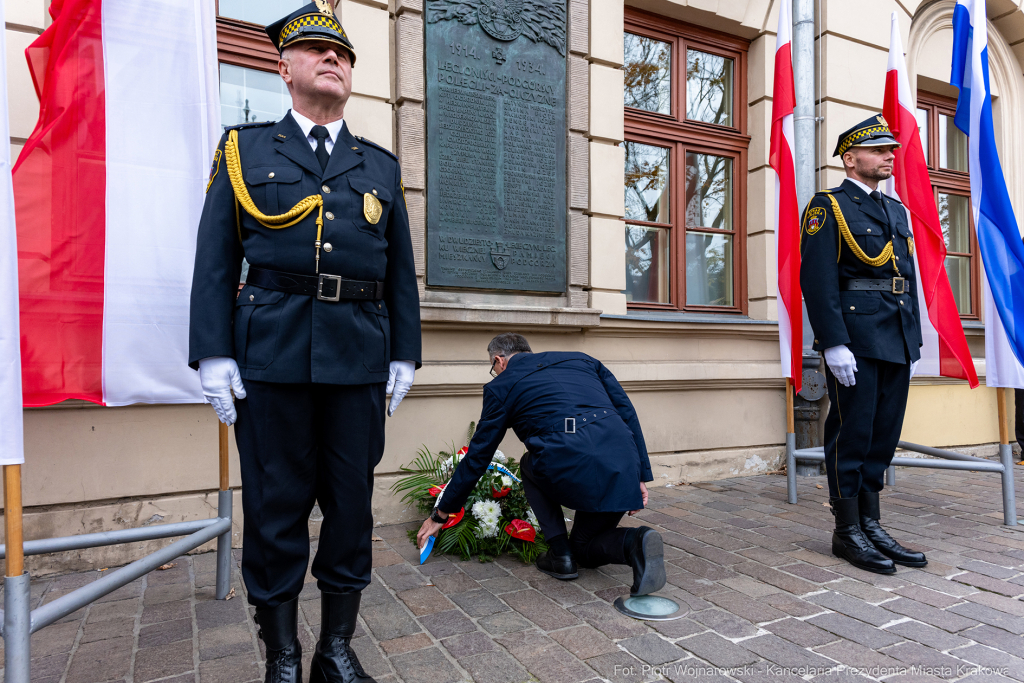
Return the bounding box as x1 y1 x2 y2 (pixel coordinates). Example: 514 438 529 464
3 0 1021 572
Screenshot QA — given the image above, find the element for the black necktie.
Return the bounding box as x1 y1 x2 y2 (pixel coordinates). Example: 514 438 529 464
870 190 890 226
310 125 331 171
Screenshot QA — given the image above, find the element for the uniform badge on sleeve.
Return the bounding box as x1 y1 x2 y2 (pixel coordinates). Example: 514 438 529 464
206 149 222 194
364 193 383 225
805 206 826 236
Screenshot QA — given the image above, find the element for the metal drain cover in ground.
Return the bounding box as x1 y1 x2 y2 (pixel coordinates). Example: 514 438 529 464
613 595 688 621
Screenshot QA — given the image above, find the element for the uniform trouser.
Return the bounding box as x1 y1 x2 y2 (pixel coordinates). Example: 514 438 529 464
823 356 911 499
233 379 386 608
520 454 628 568
1015 388 1024 449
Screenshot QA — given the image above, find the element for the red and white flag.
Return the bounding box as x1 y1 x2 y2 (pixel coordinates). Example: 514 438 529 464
14 0 221 407
770 0 802 393
882 13 979 387
1 0 25 465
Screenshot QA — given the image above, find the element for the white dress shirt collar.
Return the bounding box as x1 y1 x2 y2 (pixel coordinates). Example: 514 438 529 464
289 109 345 154
846 177 879 196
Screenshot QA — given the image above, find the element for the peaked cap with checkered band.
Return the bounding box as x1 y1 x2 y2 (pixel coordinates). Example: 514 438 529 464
833 114 901 157
266 1 356 65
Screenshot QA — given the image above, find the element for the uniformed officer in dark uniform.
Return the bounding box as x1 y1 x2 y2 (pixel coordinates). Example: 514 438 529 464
800 115 927 575
189 2 420 681
416 333 666 597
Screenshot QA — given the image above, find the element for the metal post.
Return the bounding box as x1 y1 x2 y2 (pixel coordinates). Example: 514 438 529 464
786 378 798 504
997 389 1018 526
216 421 232 599
4 464 29 683
4 573 30 683
886 465 896 487
793 0 816 212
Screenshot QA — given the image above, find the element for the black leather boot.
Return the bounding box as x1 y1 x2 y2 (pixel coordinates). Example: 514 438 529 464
536 551 579 579
858 491 927 567
830 497 896 574
626 527 666 596
254 598 302 683
309 592 375 683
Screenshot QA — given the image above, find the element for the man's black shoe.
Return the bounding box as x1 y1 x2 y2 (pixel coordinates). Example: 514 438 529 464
858 491 927 567
627 527 666 596
830 497 896 575
536 550 579 580
309 592 375 683
254 598 302 683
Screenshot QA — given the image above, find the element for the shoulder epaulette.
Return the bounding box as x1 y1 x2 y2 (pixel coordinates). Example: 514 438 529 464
355 136 398 160
224 121 275 132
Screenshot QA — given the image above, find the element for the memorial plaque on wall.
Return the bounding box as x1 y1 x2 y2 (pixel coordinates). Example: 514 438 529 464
425 0 567 292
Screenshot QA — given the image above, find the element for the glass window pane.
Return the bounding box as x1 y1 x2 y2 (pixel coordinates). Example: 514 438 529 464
686 232 733 306
625 226 670 304
939 114 968 171
219 0 304 26
220 64 293 128
625 142 670 223
916 107 929 164
945 255 972 315
686 49 733 126
685 153 732 230
938 193 971 253
624 33 671 114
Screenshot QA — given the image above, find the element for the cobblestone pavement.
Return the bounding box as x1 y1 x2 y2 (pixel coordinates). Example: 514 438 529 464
7 465 1024 683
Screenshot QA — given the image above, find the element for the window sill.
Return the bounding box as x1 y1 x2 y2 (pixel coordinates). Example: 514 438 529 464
605 310 775 325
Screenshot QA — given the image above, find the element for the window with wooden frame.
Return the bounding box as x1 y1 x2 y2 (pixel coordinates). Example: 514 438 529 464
623 10 749 313
215 1 299 128
916 91 979 319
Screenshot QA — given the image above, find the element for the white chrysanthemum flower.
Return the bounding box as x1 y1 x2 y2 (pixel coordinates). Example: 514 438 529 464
476 519 500 538
491 450 507 463
471 500 502 524
500 475 514 489
526 509 539 529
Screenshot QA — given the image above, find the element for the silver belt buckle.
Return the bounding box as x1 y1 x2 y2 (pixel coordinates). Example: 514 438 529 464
564 418 576 434
317 274 342 302
892 277 906 295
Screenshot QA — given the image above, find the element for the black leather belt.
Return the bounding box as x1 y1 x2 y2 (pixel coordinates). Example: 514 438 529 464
247 266 384 302
841 278 907 294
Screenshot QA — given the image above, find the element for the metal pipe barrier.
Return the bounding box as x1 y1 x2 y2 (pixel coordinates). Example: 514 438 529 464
788 442 1020 526
0 518 222 559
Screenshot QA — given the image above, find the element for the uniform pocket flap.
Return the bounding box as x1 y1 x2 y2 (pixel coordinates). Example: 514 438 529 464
360 300 388 317
839 292 880 314
246 167 303 185
845 220 884 237
236 286 286 307
348 176 392 203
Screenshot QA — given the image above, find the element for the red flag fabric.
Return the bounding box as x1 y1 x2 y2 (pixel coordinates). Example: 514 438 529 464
770 0 802 393
882 14 978 388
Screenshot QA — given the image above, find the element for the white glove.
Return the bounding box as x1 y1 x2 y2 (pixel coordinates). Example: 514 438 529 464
387 360 416 416
910 360 919 379
824 345 858 387
198 357 246 426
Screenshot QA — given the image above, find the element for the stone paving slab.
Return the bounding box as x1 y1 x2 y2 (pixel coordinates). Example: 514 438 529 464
3 466 1024 682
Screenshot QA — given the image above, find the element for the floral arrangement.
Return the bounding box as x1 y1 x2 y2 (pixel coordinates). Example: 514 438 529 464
392 424 547 563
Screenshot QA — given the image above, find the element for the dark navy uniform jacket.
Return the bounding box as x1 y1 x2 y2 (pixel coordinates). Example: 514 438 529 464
439 352 653 514
188 112 421 384
800 179 922 364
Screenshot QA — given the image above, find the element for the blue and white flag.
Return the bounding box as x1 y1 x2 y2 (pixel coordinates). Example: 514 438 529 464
0 0 25 466
951 0 1024 388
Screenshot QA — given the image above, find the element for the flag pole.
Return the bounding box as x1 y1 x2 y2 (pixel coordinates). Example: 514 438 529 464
997 388 1019 525
786 378 797 504
4 464 31 682
215 420 233 599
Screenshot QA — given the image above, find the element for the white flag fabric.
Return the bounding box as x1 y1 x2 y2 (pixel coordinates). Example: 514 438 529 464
0 0 25 465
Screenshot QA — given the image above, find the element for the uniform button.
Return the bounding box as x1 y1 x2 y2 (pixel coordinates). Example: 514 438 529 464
814 339 819 344
322 185 331 194
372 189 378 196
249 294 254 301
895 256 900 260
900 301 904 306
323 243 333 252
268 172 275 179
867 228 872 233
850 306 855 311
326 212 335 220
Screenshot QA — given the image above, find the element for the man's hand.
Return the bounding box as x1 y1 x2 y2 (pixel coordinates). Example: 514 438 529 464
387 360 416 416
199 357 246 426
628 482 649 517
824 345 858 387
416 513 446 549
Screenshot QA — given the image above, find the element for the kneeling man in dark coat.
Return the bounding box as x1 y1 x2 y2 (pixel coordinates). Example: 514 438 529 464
416 333 666 595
